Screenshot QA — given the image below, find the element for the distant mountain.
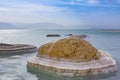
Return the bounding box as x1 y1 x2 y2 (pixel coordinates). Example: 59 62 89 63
0 22 119 29
0 22 18 29
0 22 65 29
24 22 64 29
71 25 120 29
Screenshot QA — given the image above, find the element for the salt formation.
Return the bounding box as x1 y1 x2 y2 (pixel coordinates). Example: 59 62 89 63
27 37 117 76
0 43 37 55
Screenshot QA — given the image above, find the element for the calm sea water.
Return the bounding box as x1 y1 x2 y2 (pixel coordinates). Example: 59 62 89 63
0 29 120 80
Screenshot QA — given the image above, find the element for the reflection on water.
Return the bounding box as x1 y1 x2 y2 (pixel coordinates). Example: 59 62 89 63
27 65 117 80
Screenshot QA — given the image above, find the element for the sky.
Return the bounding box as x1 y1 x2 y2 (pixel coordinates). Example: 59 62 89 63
0 0 120 28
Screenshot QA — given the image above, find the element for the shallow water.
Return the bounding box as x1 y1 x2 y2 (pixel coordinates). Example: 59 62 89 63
0 29 120 80
0 53 38 80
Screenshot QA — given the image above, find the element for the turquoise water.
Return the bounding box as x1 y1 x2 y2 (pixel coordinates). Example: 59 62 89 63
0 29 120 80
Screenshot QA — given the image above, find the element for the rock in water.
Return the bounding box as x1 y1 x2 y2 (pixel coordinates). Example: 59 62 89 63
46 34 61 37
27 37 117 76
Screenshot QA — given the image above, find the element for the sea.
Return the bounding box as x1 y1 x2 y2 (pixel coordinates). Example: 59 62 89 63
0 29 120 80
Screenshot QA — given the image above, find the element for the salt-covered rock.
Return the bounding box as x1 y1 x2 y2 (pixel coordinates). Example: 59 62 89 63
27 37 117 76
0 43 37 55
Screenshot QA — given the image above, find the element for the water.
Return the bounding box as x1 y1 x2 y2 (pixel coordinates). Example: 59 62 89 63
0 29 120 80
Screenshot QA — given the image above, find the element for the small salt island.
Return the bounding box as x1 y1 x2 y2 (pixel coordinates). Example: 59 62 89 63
0 43 37 56
27 37 117 76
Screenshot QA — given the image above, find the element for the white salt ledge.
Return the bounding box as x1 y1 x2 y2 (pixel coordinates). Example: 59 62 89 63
27 50 117 76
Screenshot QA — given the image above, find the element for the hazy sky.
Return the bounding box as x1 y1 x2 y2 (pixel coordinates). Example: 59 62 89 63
0 0 120 28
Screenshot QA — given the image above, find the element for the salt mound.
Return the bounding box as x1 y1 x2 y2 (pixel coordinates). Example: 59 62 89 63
37 37 99 62
28 37 117 76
